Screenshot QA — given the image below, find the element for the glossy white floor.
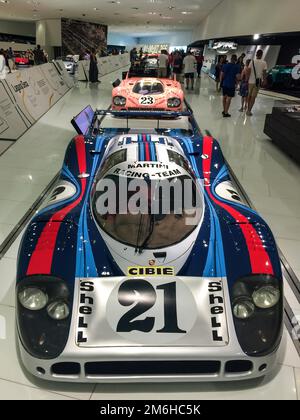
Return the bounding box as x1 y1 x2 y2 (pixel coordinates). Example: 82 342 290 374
0 69 299 399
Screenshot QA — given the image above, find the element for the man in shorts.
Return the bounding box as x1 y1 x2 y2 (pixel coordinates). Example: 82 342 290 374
183 50 197 90
220 54 241 117
247 49 267 116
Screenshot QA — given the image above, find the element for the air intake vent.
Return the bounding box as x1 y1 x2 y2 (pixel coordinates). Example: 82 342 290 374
85 361 221 376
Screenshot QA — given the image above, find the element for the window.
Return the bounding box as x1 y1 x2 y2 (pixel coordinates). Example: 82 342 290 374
98 150 127 178
168 150 192 174
133 81 164 95
92 174 202 250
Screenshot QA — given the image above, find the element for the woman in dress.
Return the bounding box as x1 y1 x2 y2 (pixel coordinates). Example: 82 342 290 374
89 49 99 83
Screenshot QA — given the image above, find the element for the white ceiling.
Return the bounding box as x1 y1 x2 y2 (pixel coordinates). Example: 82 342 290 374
0 0 224 35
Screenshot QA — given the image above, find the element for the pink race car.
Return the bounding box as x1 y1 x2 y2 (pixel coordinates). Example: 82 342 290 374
112 75 184 111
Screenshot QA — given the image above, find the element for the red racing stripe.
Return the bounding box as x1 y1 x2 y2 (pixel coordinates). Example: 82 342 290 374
203 136 274 275
27 135 87 275
144 142 151 161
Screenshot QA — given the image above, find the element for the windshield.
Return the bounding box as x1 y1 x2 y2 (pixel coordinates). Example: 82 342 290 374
92 174 202 250
132 81 164 95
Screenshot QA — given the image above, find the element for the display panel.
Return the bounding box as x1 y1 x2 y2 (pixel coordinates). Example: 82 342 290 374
71 105 94 135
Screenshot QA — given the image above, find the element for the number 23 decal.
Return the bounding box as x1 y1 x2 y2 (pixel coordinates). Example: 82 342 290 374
117 280 186 334
139 96 155 105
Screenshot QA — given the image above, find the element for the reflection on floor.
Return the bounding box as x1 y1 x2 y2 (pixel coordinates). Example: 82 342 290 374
0 71 299 399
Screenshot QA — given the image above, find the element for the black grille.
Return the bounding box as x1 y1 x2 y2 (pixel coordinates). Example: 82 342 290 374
225 360 253 374
51 362 81 376
85 361 221 376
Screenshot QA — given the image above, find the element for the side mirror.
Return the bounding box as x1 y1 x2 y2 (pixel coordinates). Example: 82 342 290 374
112 79 121 88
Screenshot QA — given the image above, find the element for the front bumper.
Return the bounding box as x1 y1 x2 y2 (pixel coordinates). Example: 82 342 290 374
17 276 281 382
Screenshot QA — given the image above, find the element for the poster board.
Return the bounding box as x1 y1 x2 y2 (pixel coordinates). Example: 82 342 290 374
0 63 72 140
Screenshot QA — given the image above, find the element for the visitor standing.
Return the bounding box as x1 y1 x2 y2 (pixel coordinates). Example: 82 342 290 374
130 47 137 63
158 50 169 78
172 51 183 82
0 49 7 80
220 54 241 117
89 49 99 83
183 51 197 90
239 59 251 112
34 45 45 65
247 49 267 116
196 54 203 78
215 56 225 92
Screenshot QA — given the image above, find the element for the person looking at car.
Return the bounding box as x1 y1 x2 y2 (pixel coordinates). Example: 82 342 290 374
247 49 267 116
220 54 241 117
183 50 197 90
172 51 183 82
0 49 7 80
34 45 45 65
239 59 251 112
158 50 169 79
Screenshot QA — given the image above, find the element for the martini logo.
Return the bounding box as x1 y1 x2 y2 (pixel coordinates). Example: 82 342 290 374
12 81 29 93
127 266 175 276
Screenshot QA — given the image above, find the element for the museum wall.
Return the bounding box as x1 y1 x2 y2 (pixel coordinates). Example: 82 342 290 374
138 32 193 48
0 19 35 37
192 0 300 41
107 32 138 49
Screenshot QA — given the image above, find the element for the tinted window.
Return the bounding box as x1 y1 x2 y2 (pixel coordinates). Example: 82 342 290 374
133 81 164 95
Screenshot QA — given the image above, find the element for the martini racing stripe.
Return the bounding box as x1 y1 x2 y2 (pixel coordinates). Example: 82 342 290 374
202 136 274 276
27 135 87 275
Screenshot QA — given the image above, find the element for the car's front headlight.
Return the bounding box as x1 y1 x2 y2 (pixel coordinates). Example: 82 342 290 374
18 288 48 311
113 96 126 106
231 275 283 357
252 285 280 309
167 97 181 108
17 276 71 360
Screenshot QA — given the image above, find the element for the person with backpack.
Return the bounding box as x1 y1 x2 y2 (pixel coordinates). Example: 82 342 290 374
247 49 267 116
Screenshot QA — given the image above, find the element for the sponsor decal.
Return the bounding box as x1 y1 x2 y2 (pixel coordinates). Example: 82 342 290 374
208 281 226 343
127 266 175 276
113 168 181 178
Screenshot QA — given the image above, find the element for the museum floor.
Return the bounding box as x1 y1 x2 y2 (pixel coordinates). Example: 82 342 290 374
0 68 299 399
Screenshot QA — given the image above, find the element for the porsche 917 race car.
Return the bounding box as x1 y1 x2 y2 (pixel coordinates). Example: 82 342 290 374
112 76 184 111
16 108 283 383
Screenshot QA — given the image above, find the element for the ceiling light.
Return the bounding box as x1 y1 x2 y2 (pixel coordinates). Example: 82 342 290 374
181 11 192 15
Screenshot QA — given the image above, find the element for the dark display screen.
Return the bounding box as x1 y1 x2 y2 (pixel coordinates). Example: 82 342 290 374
72 105 94 135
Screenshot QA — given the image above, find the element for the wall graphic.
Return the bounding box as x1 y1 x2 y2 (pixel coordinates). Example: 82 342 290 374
61 18 107 56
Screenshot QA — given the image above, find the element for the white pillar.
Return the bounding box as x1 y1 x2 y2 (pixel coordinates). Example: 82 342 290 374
36 19 62 60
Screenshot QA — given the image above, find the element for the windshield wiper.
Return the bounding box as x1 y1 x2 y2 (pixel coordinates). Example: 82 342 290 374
136 214 155 254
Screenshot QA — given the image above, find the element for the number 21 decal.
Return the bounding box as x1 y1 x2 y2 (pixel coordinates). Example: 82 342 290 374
117 280 186 334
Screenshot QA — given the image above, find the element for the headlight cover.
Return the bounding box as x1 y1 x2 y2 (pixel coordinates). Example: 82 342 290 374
233 298 255 319
47 301 70 320
167 97 181 108
18 288 48 311
17 276 71 360
231 274 283 357
113 96 126 106
252 285 280 309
